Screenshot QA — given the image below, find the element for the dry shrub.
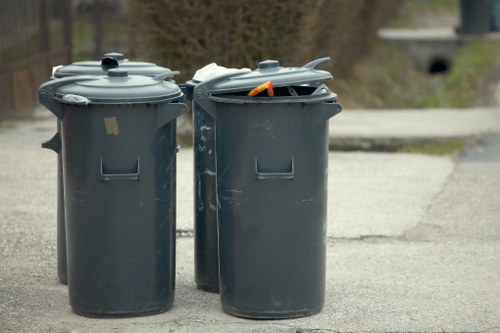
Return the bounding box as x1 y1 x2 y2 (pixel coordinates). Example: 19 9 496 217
128 0 400 82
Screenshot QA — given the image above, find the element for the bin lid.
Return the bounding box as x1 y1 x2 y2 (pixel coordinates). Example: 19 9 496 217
203 57 333 95
53 52 173 78
53 69 183 104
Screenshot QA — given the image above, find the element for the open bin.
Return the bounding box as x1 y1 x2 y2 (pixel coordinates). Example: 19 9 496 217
194 57 341 318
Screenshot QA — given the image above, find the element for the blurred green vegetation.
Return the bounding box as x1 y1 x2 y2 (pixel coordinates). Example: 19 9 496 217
421 41 500 107
69 0 499 110
335 40 500 108
397 138 473 155
391 0 459 27
73 18 94 50
72 16 130 62
334 0 500 109
127 0 400 83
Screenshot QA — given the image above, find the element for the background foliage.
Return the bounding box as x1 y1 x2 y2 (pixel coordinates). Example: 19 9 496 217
127 0 400 82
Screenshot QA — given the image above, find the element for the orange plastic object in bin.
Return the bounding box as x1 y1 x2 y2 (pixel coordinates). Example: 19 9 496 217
247 80 274 97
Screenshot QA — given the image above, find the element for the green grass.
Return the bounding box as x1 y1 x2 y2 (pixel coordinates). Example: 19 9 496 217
72 17 130 61
72 18 94 50
397 138 473 155
334 0 500 109
391 0 459 28
420 41 500 107
403 0 458 12
335 38 500 109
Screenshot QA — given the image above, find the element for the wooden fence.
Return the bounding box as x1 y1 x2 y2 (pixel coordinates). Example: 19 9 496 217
0 0 72 120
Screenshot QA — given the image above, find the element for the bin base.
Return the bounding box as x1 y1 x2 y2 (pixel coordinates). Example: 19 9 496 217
71 303 173 318
196 284 220 293
57 274 68 285
221 305 323 320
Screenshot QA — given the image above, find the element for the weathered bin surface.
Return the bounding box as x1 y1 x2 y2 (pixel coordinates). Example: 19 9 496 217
42 53 174 285
39 69 186 317
194 58 341 319
183 80 219 292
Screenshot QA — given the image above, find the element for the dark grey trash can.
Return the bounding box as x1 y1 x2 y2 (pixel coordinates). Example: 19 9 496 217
459 0 492 34
182 80 220 292
39 69 186 317
194 57 341 319
42 52 175 285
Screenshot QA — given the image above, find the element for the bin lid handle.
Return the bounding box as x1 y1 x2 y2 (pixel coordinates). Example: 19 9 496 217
153 71 180 81
303 57 331 69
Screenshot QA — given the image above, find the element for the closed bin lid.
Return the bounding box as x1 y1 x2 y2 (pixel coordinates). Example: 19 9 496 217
204 57 333 95
53 52 173 78
50 69 183 104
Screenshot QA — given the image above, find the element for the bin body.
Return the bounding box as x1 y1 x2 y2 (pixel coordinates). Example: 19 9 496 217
193 101 219 292
43 53 174 285
216 102 330 318
459 0 492 34
39 70 186 317
62 104 177 317
183 80 220 292
193 57 341 318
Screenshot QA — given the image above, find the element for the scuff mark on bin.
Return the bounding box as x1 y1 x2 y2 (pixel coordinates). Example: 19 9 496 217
218 148 243 179
201 169 216 177
251 118 276 138
221 194 253 207
72 191 88 207
196 125 212 152
196 169 216 212
156 133 167 144
268 291 283 308
196 171 204 212
294 198 317 205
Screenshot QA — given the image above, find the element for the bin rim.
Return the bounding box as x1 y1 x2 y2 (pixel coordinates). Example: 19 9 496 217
51 91 184 105
47 70 183 104
208 90 338 104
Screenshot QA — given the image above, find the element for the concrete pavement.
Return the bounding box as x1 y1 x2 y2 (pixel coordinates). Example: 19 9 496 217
329 107 500 150
0 107 499 332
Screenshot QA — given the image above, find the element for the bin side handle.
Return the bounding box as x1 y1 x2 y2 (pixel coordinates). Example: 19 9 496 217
311 102 342 128
255 157 294 180
41 131 61 154
100 158 140 181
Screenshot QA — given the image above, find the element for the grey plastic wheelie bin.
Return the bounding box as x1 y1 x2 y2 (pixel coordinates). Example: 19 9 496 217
41 52 175 285
459 0 492 34
182 79 220 292
193 57 341 319
38 68 186 317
